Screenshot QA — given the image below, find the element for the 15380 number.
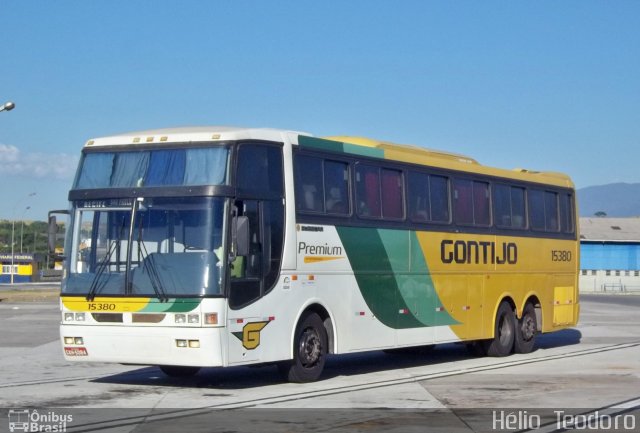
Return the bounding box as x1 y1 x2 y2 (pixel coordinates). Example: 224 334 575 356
551 250 572 262
87 303 116 311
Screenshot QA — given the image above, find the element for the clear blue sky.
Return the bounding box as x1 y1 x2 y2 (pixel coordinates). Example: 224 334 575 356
1 1 639 220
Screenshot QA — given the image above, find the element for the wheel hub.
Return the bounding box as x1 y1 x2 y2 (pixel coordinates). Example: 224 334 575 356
521 316 536 340
299 328 321 367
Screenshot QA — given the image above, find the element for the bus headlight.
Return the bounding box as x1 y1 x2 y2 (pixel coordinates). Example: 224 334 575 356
64 313 75 322
187 314 199 324
175 314 186 324
75 313 86 322
63 336 84 345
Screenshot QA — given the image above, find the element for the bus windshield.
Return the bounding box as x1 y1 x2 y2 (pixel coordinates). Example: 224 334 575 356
63 196 226 297
74 146 229 189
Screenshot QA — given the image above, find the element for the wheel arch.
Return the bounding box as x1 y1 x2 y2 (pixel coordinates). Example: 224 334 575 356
290 300 336 357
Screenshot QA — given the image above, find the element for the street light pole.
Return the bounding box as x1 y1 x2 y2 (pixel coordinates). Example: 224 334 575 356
20 206 31 253
10 220 16 284
10 192 36 284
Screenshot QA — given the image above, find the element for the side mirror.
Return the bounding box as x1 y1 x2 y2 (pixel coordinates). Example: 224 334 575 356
231 215 250 257
48 210 69 258
48 215 58 254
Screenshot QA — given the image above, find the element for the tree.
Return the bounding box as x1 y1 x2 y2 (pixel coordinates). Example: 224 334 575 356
0 219 64 255
594 211 607 217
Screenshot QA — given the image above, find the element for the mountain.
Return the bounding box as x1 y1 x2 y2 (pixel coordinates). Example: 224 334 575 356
577 183 640 217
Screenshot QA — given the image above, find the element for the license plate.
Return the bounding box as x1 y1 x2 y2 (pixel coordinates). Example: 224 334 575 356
64 347 88 356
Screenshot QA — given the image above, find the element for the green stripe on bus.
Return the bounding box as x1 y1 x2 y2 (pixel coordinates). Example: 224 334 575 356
141 298 201 313
299 136 344 153
337 226 421 328
298 136 385 159
337 227 457 328
378 229 458 327
403 232 458 326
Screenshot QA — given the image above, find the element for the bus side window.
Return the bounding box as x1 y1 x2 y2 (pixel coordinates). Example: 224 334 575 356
295 155 323 212
381 168 403 219
408 171 430 222
356 164 381 218
472 181 490 226
560 193 575 234
510 187 526 228
544 191 559 232
529 189 559 232
430 175 450 222
236 143 284 197
494 184 525 229
454 179 473 225
324 160 350 215
528 189 545 231
494 184 512 227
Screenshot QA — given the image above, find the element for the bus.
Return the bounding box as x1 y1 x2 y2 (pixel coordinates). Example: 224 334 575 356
53 126 579 382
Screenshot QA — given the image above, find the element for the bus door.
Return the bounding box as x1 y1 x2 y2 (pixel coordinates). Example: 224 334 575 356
226 142 285 365
226 200 287 364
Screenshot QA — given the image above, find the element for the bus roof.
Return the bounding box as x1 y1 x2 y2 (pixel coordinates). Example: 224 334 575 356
82 126 573 189
318 135 574 189
83 126 310 148
325 136 480 164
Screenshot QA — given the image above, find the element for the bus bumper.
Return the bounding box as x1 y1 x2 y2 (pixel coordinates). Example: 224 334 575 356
60 324 225 367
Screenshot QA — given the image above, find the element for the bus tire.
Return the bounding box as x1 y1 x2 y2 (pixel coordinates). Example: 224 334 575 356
514 303 537 354
484 302 516 357
279 312 327 383
159 366 200 377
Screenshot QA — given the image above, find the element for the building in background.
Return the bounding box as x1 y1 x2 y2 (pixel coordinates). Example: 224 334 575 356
579 217 640 293
0 253 38 283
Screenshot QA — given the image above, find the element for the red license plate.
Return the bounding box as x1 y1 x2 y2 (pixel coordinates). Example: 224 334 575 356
64 347 88 356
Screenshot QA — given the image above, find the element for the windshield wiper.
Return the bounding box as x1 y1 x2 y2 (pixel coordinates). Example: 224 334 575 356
86 217 126 302
133 217 169 302
86 239 119 302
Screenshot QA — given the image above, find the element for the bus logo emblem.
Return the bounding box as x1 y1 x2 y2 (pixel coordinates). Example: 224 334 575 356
233 321 269 350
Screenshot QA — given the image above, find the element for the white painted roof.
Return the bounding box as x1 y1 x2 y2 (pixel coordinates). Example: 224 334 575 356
579 217 640 242
85 126 311 147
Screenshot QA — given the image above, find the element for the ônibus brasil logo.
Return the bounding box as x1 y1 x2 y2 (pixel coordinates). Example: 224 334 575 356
8 409 73 432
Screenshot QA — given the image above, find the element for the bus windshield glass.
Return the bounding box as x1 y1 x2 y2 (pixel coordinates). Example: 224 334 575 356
74 146 229 189
63 196 226 297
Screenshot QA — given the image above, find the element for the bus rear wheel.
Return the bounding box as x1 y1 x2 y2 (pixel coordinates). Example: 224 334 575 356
279 312 327 383
514 303 537 354
159 366 201 377
484 302 516 357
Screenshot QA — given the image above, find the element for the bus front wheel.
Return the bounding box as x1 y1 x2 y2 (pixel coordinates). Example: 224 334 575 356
279 312 328 383
484 302 516 357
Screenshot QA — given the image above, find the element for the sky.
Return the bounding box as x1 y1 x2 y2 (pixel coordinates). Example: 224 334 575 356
1 1 639 220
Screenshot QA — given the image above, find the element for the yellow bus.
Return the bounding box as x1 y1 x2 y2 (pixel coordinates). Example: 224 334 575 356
55 127 579 382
